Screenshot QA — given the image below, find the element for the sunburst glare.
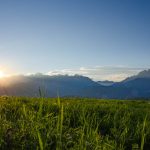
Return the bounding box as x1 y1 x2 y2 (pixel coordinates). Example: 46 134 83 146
0 71 5 78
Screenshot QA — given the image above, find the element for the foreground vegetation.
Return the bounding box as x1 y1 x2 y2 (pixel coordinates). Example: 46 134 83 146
0 96 150 150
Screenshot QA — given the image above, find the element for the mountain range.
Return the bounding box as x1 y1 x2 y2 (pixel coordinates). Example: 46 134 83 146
0 69 150 99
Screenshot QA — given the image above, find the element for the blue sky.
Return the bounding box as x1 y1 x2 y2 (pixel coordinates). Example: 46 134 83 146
0 0 150 81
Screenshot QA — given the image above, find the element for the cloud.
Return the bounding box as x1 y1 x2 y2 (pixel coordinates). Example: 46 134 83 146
47 66 146 81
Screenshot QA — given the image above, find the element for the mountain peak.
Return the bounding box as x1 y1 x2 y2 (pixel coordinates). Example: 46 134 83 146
122 69 150 83
137 69 150 78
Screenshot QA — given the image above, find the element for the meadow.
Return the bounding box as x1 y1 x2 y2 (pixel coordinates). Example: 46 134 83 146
0 96 150 150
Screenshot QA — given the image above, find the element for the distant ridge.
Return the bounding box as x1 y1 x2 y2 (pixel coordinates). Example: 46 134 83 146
0 69 150 99
122 69 150 83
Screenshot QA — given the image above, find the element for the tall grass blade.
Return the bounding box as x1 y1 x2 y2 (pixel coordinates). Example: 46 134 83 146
140 115 147 150
37 130 44 150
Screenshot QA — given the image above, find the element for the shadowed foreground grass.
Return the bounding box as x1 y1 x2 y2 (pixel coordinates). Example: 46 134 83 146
0 96 150 150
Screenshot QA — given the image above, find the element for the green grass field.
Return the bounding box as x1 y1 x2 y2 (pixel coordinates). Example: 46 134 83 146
0 96 150 150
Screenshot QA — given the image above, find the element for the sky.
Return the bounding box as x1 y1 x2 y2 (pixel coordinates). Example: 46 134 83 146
0 0 150 81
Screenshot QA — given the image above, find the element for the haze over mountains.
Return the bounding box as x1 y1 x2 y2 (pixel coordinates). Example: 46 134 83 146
97 80 115 86
0 69 150 99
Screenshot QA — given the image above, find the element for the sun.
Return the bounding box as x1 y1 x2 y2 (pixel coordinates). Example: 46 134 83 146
0 71 5 78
